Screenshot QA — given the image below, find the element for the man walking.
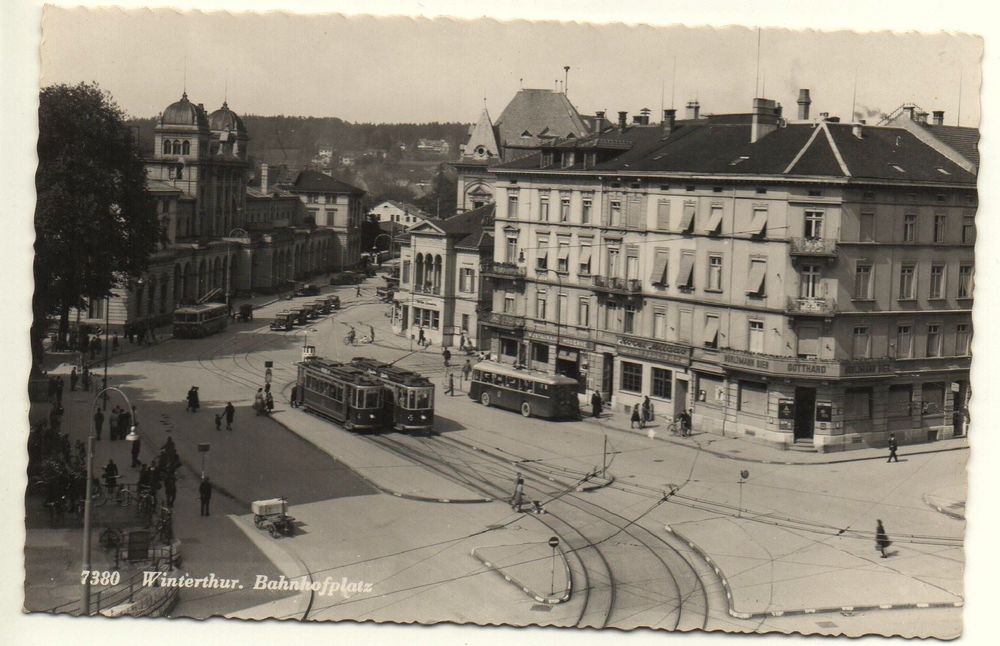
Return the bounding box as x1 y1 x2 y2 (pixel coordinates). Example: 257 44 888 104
512 473 525 512
224 402 235 431
876 519 891 558
443 347 451 368
356 283 362 297
591 390 603 418
369 324 375 344
887 433 899 463
446 373 455 396
70 367 78 392
93 407 104 441
199 477 213 516
130 433 141 468
290 384 299 408
462 359 472 384
108 406 120 441
417 327 426 348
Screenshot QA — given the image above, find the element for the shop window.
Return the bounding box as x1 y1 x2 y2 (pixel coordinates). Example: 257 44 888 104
500 338 519 358
737 380 767 415
921 383 945 415
888 384 913 418
844 387 873 421
621 361 643 393
652 368 672 399
697 373 725 405
531 342 549 364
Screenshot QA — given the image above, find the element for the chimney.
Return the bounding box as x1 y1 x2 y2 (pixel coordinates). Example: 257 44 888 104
751 98 779 143
260 163 269 194
640 107 651 125
852 123 863 139
595 110 605 122
915 110 928 124
902 103 917 120
662 108 676 135
774 102 783 119
618 111 628 131
797 89 812 120
819 111 830 120
632 115 643 125
932 110 945 126
685 100 700 120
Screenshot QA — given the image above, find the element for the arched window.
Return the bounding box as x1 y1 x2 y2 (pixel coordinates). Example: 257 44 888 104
171 140 181 155
163 139 172 156
182 140 190 155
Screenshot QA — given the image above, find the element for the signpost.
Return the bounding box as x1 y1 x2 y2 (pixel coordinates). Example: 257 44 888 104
548 536 560 596
197 443 210 477
738 469 749 519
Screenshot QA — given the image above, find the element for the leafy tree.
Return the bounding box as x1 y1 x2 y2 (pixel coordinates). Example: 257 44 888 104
34 82 160 361
415 163 457 219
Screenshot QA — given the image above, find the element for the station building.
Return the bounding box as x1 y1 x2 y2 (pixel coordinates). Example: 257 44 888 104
480 94 977 451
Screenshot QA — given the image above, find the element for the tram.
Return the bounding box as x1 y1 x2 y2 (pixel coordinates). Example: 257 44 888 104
350 357 435 432
173 303 229 338
296 358 384 431
469 361 580 419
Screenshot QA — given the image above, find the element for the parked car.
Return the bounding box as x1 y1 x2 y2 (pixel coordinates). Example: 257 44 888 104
295 283 320 297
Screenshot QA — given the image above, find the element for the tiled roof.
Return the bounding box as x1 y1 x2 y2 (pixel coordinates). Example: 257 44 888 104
917 123 980 168
289 170 364 194
373 199 428 217
495 89 591 150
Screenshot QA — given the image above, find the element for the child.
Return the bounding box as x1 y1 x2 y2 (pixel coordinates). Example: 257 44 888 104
214 413 222 432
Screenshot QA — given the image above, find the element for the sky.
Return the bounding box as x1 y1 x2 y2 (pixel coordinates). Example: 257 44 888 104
39 7 982 126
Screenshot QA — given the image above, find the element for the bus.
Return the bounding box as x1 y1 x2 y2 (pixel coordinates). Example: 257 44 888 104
350 357 435 432
469 361 580 420
297 358 384 432
173 303 229 338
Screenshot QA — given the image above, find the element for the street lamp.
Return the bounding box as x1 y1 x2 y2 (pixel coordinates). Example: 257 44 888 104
225 228 250 308
82 386 136 615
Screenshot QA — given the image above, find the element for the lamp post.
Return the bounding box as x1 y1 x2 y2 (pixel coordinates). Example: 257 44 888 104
102 293 110 410
83 386 136 615
225 228 249 308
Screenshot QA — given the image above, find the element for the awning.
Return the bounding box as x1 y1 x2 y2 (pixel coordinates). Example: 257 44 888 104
705 208 723 234
749 209 768 236
680 204 696 231
579 246 592 265
557 348 579 361
649 250 669 284
676 253 695 286
558 246 570 260
704 316 720 345
746 261 767 294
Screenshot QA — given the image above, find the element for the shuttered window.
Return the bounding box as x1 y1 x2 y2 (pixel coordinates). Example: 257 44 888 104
750 209 767 236
650 250 669 285
746 260 766 295
680 202 696 232
676 252 695 288
705 205 723 235
656 199 671 230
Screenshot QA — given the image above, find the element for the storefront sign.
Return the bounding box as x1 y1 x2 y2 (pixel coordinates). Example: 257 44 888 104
842 362 894 376
525 330 592 350
618 336 690 364
816 402 832 422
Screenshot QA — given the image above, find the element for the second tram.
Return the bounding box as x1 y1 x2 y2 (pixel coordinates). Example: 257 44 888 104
173 303 229 338
350 357 435 432
469 361 580 419
297 358 384 431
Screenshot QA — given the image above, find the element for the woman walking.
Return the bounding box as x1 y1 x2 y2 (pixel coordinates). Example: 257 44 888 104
876 519 891 558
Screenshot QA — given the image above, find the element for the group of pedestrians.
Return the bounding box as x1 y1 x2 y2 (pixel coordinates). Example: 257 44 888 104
69 366 97 392
254 385 275 416
93 404 136 442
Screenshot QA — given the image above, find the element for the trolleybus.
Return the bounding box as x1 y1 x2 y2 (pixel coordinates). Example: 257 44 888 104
469 361 580 419
173 303 229 338
297 358 384 431
350 357 435 432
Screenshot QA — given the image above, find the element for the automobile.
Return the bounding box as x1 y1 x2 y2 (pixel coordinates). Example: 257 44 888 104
326 295 341 310
238 303 254 321
270 311 295 331
294 283 321 297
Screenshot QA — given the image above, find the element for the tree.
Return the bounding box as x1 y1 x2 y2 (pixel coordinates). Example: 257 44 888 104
415 163 457 219
33 82 160 362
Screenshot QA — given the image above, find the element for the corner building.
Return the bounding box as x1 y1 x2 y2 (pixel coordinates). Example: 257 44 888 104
482 99 976 452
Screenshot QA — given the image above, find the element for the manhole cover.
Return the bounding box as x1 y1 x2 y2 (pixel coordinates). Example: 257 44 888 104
653 459 664 463
531 604 552 612
816 620 837 628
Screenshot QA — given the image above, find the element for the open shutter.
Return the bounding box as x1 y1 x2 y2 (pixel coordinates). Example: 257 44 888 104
649 250 669 285
680 202 696 232
746 261 767 295
705 207 723 234
704 316 720 346
677 253 695 287
750 209 768 236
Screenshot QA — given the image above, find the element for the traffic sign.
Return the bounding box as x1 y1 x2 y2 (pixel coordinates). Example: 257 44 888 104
197 443 211 453
264 361 274 368
548 536 560 548
740 469 749 480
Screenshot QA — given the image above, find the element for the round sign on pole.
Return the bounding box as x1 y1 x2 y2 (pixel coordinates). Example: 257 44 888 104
548 536 560 548
740 469 749 480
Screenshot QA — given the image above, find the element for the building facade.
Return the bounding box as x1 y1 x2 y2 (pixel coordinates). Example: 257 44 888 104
481 96 976 452
391 205 494 349
369 200 430 227
286 170 365 270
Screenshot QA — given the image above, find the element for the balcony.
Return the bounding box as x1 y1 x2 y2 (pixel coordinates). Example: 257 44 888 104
785 296 837 316
413 283 442 296
592 276 643 295
481 261 526 280
789 237 838 257
481 312 526 331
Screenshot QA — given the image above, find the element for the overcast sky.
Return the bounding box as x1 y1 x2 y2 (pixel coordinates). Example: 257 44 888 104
40 7 982 126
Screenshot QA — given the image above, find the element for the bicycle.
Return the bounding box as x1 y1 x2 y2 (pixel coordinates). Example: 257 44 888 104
115 483 136 507
343 334 357 346
136 488 156 519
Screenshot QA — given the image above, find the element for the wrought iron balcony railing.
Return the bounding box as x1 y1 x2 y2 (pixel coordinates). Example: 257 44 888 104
789 237 838 257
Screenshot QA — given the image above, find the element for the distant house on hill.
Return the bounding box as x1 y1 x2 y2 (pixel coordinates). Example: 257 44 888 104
370 200 430 227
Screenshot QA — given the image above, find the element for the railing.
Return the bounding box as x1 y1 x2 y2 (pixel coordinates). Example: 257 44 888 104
592 276 643 294
785 296 837 315
481 312 525 330
480 261 526 279
789 237 838 256
413 284 442 295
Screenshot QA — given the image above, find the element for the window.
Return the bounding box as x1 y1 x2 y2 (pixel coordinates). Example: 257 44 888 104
402 260 411 284
460 267 475 293
899 265 916 300
958 265 973 298
808 189 823 197
926 324 941 357
804 210 824 239
607 247 620 277
800 264 821 298
860 211 875 242
578 243 592 275
738 381 767 415
854 264 873 300
531 342 549 363
962 215 975 244
621 362 643 393
746 259 766 296
536 237 548 270
680 202 696 232
929 264 945 299
921 383 945 415
610 200 622 226
845 388 873 420
748 320 764 353
656 199 671 230
624 305 637 334
677 252 695 290
653 310 666 338
163 139 172 156
903 212 916 242
507 191 519 218
539 195 550 222
560 195 571 222
181 140 190 155
852 326 871 359
625 247 639 280
652 368 672 399
461 313 470 331
706 205 723 235
895 325 912 358
934 214 947 242
536 292 547 319
956 324 970 355
704 314 720 348
557 294 567 324
503 295 515 313
797 325 819 358
501 338 519 358
750 208 768 237
605 301 623 331
650 249 669 285
578 298 590 327
557 241 570 272
707 255 723 291
87 298 105 319
582 196 593 223
309 194 318 204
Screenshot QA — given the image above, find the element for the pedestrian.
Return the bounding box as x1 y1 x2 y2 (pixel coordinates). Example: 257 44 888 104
55 376 64 405
109 406 120 441
512 473 525 511
447 373 455 396
442 347 452 368
417 327 426 348
459 332 467 351
887 433 899 463
102 459 119 494
138 464 151 494
642 396 653 423
130 434 141 468
254 388 265 416
199 477 213 516
112 333 119 352
164 473 177 508
290 384 299 408
591 390 603 418
876 519 891 558
462 359 472 382
70 367 78 391
356 283 362 297
265 390 274 414
214 413 222 432
681 408 693 436
186 386 199 412
224 401 235 430
82 366 91 391
369 324 375 344
630 404 642 429
93 407 104 441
